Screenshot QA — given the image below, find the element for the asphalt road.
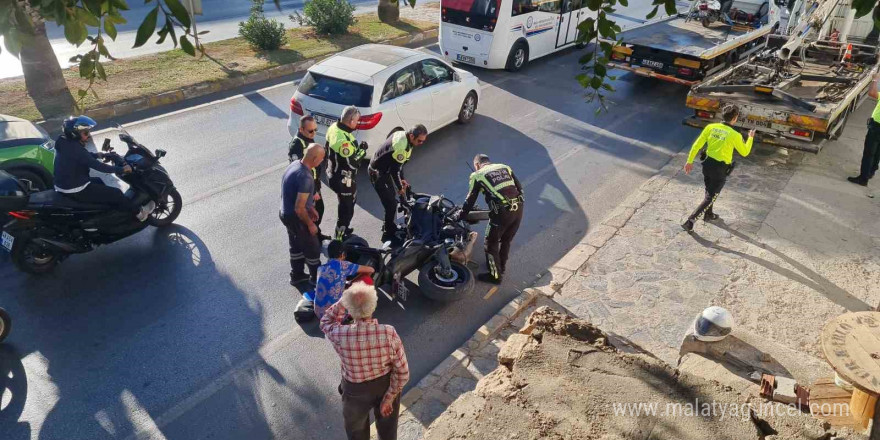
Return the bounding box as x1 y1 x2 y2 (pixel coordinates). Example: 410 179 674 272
0 40 697 439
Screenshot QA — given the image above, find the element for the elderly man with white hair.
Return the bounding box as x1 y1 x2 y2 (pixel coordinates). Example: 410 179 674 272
320 282 409 440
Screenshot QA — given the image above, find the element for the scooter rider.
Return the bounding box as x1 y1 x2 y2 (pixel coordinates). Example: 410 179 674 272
53 116 151 221
290 115 329 241
459 154 524 285
325 106 368 241
368 125 427 243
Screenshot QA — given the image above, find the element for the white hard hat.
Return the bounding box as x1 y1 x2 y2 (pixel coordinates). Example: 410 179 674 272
694 306 733 342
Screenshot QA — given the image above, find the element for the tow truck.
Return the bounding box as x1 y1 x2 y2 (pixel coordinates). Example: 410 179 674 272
606 0 782 86
684 0 879 153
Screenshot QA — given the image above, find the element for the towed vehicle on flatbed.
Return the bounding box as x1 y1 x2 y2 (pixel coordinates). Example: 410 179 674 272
607 0 781 86
684 0 879 153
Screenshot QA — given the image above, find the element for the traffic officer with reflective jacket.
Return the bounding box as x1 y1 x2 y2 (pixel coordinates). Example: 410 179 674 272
682 104 754 232
368 125 428 243
289 115 329 241
325 106 368 241
459 154 524 285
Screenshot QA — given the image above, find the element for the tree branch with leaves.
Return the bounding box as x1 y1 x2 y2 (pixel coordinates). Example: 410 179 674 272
0 0 209 114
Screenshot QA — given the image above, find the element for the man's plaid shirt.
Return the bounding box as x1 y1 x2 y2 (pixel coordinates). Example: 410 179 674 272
320 301 410 400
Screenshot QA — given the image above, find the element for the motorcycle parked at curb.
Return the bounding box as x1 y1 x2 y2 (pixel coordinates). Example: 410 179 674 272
343 192 489 305
0 307 10 343
0 125 182 274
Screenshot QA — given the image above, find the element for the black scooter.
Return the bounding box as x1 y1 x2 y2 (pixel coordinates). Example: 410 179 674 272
0 125 182 274
0 308 10 343
343 192 488 305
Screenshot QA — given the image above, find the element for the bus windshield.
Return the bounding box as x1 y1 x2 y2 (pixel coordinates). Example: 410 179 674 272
441 0 500 32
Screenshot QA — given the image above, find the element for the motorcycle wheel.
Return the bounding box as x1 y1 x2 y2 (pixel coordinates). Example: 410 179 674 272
418 260 474 302
147 188 182 228
0 308 10 342
11 239 59 275
701 17 711 27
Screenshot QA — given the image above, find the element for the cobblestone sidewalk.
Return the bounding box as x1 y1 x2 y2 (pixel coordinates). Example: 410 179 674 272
381 103 880 439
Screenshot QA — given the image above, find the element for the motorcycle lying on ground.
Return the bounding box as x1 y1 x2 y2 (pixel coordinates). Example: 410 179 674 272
0 125 182 274
343 192 489 305
0 307 10 343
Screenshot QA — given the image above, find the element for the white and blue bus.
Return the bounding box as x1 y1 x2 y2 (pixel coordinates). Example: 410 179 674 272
439 0 593 71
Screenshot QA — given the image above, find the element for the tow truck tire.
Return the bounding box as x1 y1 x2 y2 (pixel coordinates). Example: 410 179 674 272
506 42 529 72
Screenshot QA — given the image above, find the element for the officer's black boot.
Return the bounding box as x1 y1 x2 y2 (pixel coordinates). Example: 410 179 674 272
290 258 310 286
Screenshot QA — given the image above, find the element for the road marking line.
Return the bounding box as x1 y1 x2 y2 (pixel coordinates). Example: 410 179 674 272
122 324 308 440
187 161 289 205
483 286 499 300
93 42 439 133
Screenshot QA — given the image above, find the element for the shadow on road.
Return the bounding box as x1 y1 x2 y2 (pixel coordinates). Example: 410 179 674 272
689 222 870 312
0 345 29 440
0 225 296 439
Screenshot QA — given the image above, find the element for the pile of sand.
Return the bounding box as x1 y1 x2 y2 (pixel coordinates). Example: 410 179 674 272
424 307 863 440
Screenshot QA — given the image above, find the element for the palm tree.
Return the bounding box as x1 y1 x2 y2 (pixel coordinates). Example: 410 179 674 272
17 4 76 118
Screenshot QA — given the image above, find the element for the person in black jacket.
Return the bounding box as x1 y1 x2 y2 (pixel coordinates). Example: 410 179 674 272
290 116 329 241
53 116 150 221
368 125 427 243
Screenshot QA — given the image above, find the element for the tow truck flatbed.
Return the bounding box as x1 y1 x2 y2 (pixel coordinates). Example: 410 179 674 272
606 0 779 85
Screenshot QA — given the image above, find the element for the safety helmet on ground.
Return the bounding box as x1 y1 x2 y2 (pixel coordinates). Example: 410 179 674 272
62 115 97 141
693 306 733 342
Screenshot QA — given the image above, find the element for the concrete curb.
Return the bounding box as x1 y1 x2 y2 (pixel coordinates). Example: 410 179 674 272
385 150 689 439
74 29 438 123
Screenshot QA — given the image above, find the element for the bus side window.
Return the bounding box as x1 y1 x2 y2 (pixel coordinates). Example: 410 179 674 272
537 0 562 13
512 0 535 16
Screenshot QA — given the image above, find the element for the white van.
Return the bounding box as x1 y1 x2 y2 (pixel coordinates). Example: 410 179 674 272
438 0 591 71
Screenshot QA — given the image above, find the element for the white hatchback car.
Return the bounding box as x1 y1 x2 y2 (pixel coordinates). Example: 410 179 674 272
287 44 481 149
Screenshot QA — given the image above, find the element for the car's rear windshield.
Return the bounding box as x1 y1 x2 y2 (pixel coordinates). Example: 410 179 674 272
0 121 50 149
298 72 374 107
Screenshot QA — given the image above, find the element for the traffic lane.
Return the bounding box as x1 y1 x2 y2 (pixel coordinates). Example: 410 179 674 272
0 44 697 440
141 58 697 438
1 179 345 440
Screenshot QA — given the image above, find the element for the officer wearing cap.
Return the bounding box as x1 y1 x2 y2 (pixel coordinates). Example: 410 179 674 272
326 106 369 241
459 154 524 284
368 125 428 243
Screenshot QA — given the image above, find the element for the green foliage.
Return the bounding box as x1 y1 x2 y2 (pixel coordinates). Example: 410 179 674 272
0 0 209 108
291 0 356 35
575 0 678 113
239 0 289 50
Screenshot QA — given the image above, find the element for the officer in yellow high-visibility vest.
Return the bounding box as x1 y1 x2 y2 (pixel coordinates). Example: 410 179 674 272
848 72 880 186
682 105 755 232
368 125 428 244
325 106 368 241
460 154 524 284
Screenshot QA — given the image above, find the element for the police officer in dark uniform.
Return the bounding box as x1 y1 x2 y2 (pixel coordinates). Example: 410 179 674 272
368 125 428 243
289 115 329 241
459 154 524 284
326 106 368 240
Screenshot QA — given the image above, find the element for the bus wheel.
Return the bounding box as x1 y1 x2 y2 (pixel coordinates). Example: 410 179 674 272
506 43 529 72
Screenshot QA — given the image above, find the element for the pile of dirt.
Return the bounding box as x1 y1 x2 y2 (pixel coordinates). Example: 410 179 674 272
424 307 863 440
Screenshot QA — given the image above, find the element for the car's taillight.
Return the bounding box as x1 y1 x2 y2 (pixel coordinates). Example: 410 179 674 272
699 4 708 9
678 67 694 77
290 97 304 116
790 128 811 138
357 113 383 130
9 211 33 219
696 110 715 119
611 51 626 61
